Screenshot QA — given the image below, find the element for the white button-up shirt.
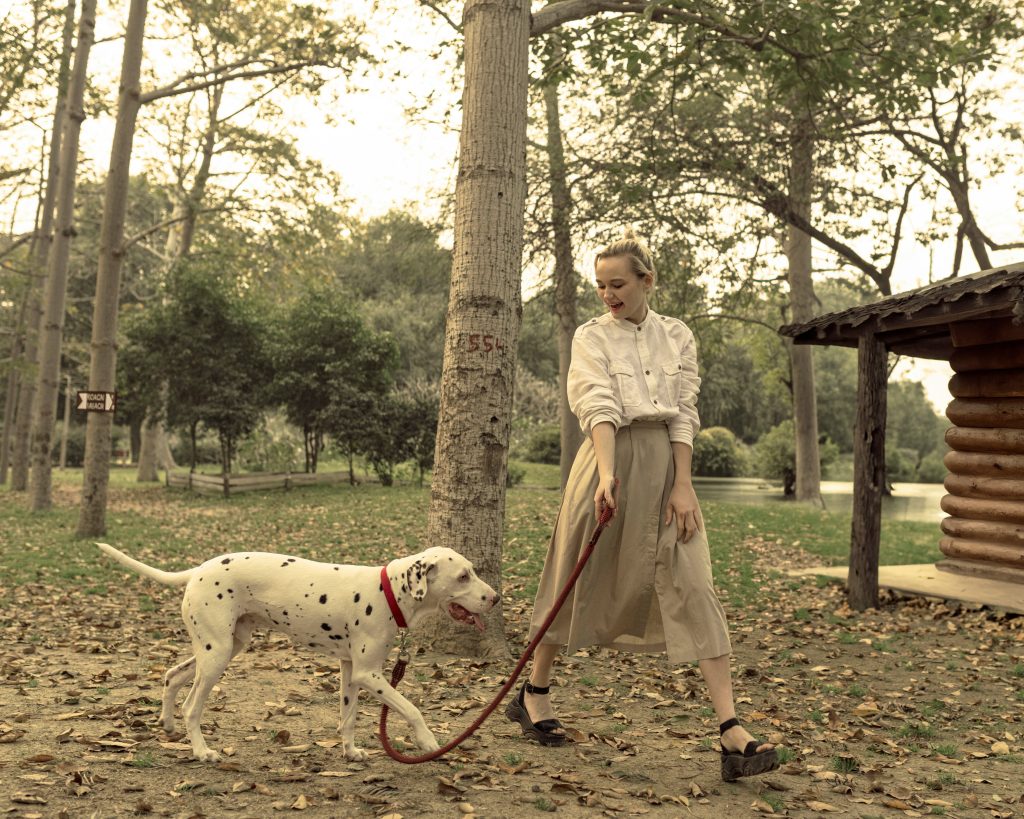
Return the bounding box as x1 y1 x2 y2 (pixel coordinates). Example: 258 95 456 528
567 309 701 446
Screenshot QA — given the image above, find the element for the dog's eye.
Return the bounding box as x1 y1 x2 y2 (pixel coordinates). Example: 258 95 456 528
458 573 470 582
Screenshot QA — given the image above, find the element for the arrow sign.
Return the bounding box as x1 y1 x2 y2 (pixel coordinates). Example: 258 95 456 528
76 391 117 412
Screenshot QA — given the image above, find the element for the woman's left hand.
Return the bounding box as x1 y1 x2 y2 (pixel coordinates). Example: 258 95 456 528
665 483 703 543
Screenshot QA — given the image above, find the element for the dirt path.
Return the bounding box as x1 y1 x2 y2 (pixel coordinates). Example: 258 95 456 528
2 535 1022 818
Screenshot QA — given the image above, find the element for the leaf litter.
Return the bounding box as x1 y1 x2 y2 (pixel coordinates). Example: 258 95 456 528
1 482 1022 816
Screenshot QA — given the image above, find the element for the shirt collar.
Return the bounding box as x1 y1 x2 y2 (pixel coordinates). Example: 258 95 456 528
608 307 655 332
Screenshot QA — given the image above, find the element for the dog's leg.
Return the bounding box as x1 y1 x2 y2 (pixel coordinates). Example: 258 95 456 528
337 660 368 761
351 667 440 753
181 642 232 762
161 656 196 732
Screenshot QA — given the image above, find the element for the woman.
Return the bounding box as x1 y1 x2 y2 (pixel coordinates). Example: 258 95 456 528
506 229 779 781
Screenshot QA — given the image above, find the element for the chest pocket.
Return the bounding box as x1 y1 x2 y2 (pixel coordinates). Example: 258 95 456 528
610 362 642 407
662 361 683 406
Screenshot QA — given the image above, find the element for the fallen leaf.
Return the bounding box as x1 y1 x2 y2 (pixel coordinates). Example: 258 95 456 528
806 800 840 812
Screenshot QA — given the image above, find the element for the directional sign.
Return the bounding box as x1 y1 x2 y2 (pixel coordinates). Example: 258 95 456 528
76 391 117 412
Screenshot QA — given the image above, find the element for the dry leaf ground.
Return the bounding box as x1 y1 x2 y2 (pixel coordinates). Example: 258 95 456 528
1 474 1022 818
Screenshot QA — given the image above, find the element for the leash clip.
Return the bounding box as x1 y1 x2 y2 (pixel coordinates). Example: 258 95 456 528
398 629 410 663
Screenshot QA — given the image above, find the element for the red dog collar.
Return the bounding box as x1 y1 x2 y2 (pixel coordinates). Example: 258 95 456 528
380 564 408 629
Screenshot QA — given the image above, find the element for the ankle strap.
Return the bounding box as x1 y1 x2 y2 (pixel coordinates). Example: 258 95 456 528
524 681 550 695
719 717 740 734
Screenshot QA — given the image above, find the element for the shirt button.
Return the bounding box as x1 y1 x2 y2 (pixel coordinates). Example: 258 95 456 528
653 400 658 404
645 370 650 375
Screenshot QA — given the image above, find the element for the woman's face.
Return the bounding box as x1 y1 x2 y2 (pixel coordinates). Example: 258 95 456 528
595 255 652 325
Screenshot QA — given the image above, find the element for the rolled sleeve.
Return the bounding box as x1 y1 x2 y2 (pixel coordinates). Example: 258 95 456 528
568 329 621 437
667 327 701 446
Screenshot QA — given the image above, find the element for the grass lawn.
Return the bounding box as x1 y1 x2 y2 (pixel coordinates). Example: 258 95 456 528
0 462 942 610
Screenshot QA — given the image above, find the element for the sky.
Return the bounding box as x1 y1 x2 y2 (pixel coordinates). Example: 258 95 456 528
8 0 1024 412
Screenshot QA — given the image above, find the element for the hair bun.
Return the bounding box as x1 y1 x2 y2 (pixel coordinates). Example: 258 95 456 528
622 226 638 241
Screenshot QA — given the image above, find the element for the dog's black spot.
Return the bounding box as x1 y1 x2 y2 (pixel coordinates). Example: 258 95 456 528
309 642 318 648
344 696 349 706
334 566 340 571
401 584 407 593
283 610 288 616
214 581 220 586
379 583 383 591
199 577 203 582
288 558 296 562
245 556 250 559
330 634 342 641
361 646 366 654
281 562 289 567
228 589 233 594
221 558 231 564
217 593 223 600
377 689 382 694
365 605 373 616
321 623 333 632
205 644 211 651
355 619 359 626
354 593 360 603
320 594 328 604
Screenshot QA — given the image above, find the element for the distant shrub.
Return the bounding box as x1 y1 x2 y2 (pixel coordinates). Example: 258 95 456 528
754 420 838 494
525 424 561 465
916 450 947 484
506 462 526 487
692 427 749 477
887 446 920 484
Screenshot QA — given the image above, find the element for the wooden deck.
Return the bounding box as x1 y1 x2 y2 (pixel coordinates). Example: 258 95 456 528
789 563 1024 613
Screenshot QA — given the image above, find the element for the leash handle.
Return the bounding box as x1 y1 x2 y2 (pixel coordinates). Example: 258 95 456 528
378 504 614 763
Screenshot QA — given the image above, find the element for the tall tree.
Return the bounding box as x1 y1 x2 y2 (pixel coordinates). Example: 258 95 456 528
77 0 148 536
28 0 96 511
5 0 76 490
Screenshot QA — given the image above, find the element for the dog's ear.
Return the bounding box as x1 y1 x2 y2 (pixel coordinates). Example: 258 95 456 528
404 557 438 602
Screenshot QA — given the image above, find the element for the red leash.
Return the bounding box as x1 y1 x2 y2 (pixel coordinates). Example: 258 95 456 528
378 504 615 763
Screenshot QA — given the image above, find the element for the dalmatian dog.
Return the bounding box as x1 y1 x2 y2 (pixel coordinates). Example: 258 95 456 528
97 543 499 763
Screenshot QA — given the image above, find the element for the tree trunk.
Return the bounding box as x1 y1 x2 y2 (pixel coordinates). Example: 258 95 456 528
78 0 148 537
29 0 96 511
1 344 21 484
421 0 530 658
946 176 992 271
849 333 887 610
136 417 159 480
10 0 76 491
543 48 582 491
785 119 823 508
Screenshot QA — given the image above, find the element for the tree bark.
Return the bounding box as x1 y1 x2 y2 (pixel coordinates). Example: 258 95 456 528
136 417 159 480
849 333 887 610
10 0 76 491
421 0 530 658
29 0 96 511
542 47 582 491
785 119 823 507
77 0 148 537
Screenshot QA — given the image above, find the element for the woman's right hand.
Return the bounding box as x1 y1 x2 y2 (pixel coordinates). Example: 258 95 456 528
594 475 618 521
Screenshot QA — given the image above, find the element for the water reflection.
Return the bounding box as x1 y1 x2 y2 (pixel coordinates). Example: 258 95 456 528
692 477 946 523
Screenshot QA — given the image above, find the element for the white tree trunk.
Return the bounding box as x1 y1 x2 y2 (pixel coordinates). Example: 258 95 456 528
786 120 823 508
78 0 148 536
136 417 159 481
421 0 530 657
29 0 96 511
9 0 76 491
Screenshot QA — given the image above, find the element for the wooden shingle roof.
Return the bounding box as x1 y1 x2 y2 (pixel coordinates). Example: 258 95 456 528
778 264 1024 360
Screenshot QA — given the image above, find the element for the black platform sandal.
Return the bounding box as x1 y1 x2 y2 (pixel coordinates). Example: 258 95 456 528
719 717 779 781
505 681 567 746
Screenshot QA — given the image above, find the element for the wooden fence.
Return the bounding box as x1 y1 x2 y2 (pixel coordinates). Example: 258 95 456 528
166 469 350 497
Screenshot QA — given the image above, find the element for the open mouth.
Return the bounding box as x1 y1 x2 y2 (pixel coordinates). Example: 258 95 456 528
447 602 485 632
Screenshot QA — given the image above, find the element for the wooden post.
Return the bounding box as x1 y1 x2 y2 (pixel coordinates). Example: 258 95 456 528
849 333 887 610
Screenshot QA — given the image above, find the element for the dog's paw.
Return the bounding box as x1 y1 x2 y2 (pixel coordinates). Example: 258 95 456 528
344 745 369 762
416 733 441 753
193 748 221 763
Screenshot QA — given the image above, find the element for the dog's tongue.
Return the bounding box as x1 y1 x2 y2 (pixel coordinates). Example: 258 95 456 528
471 613 485 633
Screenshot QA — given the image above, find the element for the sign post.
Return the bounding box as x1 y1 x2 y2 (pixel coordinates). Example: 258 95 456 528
76 391 117 412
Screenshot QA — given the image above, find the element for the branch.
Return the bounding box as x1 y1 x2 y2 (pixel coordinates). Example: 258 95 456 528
687 312 778 332
882 173 922 278
0 231 35 260
416 0 461 33
0 166 32 182
121 213 191 251
140 60 311 104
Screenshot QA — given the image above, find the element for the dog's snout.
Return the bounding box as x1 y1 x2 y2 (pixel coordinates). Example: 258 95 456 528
488 592 501 607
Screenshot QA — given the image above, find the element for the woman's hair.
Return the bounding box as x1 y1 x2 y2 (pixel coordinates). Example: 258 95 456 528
595 227 656 282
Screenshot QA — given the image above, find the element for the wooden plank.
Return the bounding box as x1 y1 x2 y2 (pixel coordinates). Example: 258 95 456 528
849 333 887 610
940 493 1024 524
951 339 1024 372
939 535 1024 567
949 368 1024 398
944 451 1024 477
945 426 1024 454
940 516 1024 545
945 398 1024 428
944 473 1024 500
935 558 1024 586
951 316 1024 347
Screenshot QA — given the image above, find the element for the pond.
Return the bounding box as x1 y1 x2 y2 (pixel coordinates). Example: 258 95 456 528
692 477 947 523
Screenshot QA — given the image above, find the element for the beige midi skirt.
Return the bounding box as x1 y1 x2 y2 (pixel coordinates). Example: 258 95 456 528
527 420 732 665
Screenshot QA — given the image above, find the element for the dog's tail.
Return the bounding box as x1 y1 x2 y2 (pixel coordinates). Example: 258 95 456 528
96 543 195 586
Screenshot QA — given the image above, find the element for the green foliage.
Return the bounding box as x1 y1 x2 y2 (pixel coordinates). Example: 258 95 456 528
524 424 561 465
693 426 750 478
754 420 838 493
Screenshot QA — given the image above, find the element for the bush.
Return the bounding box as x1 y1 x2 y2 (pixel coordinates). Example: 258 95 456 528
916 449 947 484
235 419 303 473
887 446 920 483
171 430 220 466
525 424 561 465
754 420 839 494
50 422 86 467
506 462 526 487
692 426 749 477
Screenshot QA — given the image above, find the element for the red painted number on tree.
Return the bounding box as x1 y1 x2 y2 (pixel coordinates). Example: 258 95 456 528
468 334 504 352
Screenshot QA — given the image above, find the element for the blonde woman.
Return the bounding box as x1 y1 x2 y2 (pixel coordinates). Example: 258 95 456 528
506 229 779 781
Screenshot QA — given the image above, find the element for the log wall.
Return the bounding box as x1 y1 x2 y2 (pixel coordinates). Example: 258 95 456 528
940 319 1024 583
